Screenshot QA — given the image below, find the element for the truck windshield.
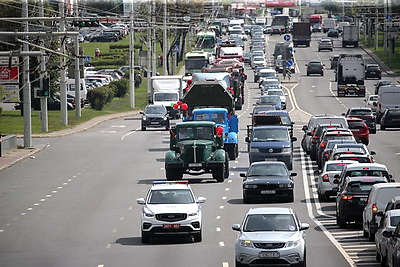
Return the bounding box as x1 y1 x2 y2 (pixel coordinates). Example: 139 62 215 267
177 126 214 140
185 60 207 69
252 128 289 142
154 93 178 101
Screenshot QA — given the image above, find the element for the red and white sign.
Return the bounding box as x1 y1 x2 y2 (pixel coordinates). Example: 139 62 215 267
0 66 19 84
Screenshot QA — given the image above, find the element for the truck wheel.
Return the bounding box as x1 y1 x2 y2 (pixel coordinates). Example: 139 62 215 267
213 164 225 183
227 144 238 160
224 153 230 179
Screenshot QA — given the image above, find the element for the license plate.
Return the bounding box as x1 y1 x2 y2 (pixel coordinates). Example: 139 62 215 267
150 122 159 124
370 72 376 74
261 190 276 194
163 224 180 229
265 158 277 161
351 129 360 132
348 89 355 93
259 251 280 258
189 163 202 167
360 198 367 202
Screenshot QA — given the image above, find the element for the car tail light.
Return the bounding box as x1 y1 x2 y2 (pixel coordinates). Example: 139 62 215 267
312 136 318 144
320 142 327 148
324 153 330 157
342 194 354 200
372 204 378 216
322 174 329 182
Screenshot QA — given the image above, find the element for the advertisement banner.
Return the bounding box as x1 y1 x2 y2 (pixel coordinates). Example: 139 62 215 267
0 66 19 84
1 84 20 103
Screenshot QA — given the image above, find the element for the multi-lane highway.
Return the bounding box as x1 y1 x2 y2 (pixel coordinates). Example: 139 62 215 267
0 31 399 267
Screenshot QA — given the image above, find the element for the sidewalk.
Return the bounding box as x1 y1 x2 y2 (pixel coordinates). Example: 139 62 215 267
0 110 140 171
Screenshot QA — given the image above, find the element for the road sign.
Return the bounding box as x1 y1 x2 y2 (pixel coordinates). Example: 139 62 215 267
172 45 180 53
83 56 91 63
286 60 293 67
284 34 291 42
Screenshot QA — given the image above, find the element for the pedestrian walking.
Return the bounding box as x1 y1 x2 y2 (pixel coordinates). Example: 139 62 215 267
95 48 101 57
134 73 142 88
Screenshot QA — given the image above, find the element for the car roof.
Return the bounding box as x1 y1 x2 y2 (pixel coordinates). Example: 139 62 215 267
326 160 359 165
247 207 293 215
387 209 400 216
371 183 400 189
345 163 387 170
259 69 276 73
346 117 365 122
151 181 192 190
250 161 287 167
345 176 388 183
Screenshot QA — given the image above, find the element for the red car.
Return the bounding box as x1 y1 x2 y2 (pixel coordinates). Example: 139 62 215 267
346 117 370 145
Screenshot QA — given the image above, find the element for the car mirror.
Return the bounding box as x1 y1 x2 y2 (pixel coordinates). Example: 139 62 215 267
291 122 295 125
334 174 340 178
341 113 345 116
240 173 247 178
285 93 288 96
300 223 310 231
333 179 339 184
197 197 206 203
291 136 297 142
370 151 376 155
302 125 308 132
314 170 320 174
136 198 145 205
232 224 241 231
290 172 297 177
140 111 143 114
245 137 250 143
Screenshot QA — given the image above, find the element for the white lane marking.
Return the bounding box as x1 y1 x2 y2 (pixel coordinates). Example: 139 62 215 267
21 213 26 216
222 196 227 200
46 195 52 198
106 244 111 249
225 188 230 191
27 208 33 211
217 216 221 220
0 230 3 233
216 227 221 232
301 150 355 266
121 127 141 141
101 131 116 133
219 242 225 247
120 217 124 221
112 125 126 128
222 263 229 267
52 190 57 193
34 203 39 206
219 206 224 209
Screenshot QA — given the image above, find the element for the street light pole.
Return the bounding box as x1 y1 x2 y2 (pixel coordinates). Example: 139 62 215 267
22 0 32 147
129 0 135 108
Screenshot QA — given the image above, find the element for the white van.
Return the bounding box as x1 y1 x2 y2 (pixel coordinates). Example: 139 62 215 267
376 85 400 120
322 18 337 33
66 78 87 100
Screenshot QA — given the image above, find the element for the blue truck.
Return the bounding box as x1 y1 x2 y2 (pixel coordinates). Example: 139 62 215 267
182 80 239 160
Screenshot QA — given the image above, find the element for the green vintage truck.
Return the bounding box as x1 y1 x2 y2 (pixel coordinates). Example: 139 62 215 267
165 121 229 183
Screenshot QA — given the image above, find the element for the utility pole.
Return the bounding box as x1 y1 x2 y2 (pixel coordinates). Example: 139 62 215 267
375 0 379 51
146 0 152 104
22 0 32 147
163 0 168 75
152 0 157 78
39 0 48 132
74 0 81 117
129 0 135 108
60 0 68 125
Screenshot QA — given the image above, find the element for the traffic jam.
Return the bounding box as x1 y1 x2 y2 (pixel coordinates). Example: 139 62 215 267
137 13 400 267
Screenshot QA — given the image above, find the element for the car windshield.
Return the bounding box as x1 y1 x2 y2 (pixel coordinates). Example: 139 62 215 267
259 95 281 104
390 216 400 227
262 80 279 86
348 170 385 177
387 110 400 117
148 189 194 204
337 156 370 163
247 163 288 177
154 92 178 101
253 105 275 114
177 126 214 140
348 121 365 129
350 110 372 116
145 106 166 114
252 128 289 142
369 96 378 101
309 61 321 66
326 163 352 172
244 214 297 232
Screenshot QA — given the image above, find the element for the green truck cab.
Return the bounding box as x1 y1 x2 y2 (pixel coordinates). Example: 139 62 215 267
165 121 229 183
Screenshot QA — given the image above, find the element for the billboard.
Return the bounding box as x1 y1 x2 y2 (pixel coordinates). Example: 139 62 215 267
0 66 19 84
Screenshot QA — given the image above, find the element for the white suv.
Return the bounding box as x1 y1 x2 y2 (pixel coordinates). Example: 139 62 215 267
136 181 206 243
362 183 400 241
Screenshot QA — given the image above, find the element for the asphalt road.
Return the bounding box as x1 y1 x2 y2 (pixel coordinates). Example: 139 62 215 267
0 32 399 267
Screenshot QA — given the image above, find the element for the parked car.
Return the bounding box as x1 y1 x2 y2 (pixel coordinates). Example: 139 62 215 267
136 180 206 243
346 117 370 145
380 108 400 130
232 207 309 267
375 209 400 265
32 97 74 111
365 64 382 79
317 160 358 201
335 176 388 228
363 183 400 241
306 60 324 76
140 104 170 131
327 28 339 38
90 31 119 42
240 161 296 203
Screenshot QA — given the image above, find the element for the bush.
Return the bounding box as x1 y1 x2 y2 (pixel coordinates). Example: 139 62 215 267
87 86 115 110
109 78 128 97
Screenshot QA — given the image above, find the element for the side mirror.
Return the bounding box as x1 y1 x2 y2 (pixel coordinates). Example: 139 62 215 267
140 111 143 114
302 125 308 132
300 223 310 231
291 136 297 142
370 151 376 155
333 179 339 184
245 137 250 143
341 113 345 116
232 224 241 231
334 174 340 179
197 197 206 203
136 198 145 205
290 172 297 177
240 173 247 178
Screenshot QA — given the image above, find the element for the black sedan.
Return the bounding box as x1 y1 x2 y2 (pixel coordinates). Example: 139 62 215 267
140 104 170 131
380 108 400 130
240 161 297 203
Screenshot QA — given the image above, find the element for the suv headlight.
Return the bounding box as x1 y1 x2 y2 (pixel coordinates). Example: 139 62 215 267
244 184 258 189
286 239 301 248
188 211 199 216
282 147 292 153
240 240 253 248
142 116 147 121
163 117 168 120
143 207 154 218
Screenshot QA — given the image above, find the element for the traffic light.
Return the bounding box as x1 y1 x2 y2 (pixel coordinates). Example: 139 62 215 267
43 77 50 97
72 20 100 28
